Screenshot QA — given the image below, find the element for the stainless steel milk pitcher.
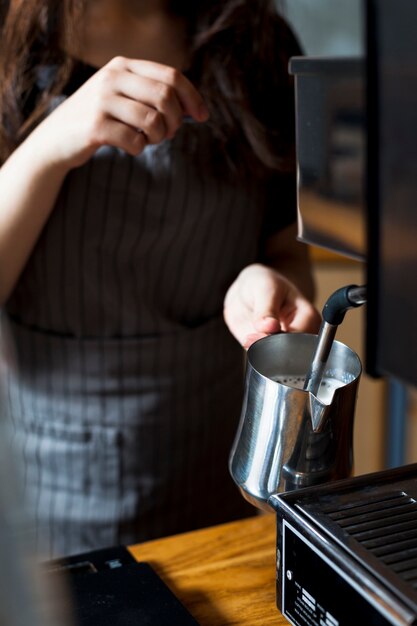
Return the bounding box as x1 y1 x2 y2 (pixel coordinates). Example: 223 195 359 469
229 332 362 511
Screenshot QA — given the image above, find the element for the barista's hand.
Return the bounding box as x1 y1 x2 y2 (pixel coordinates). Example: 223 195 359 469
224 264 321 349
29 57 209 170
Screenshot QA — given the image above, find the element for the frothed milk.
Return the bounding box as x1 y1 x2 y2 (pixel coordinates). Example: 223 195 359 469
273 375 345 405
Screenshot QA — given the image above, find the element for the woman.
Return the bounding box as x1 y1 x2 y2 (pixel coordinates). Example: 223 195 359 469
0 0 320 557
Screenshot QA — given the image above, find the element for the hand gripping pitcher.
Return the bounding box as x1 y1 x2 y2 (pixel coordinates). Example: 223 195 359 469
229 285 366 510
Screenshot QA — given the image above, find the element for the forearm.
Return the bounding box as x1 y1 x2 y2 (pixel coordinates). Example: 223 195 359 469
0 132 70 304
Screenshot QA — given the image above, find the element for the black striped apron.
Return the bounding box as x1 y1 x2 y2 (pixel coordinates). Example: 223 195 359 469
2 97 294 557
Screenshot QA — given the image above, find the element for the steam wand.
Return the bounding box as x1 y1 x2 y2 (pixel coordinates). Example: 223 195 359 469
303 285 367 396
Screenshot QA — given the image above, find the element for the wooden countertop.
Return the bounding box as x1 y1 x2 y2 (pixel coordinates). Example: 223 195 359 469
129 513 290 625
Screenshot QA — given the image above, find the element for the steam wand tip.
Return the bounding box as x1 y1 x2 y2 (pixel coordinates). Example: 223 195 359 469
303 285 367 396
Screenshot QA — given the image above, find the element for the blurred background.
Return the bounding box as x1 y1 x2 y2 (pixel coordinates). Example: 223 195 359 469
280 0 363 57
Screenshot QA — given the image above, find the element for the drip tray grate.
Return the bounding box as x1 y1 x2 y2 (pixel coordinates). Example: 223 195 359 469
295 471 417 609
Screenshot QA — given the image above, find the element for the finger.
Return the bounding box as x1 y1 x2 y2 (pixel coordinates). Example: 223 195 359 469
253 315 281 334
111 71 184 138
105 95 167 144
119 58 209 121
280 296 322 334
94 118 147 156
243 332 269 350
224 300 257 347
251 274 287 327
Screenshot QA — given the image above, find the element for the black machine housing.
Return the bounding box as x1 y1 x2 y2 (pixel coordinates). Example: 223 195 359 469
271 1 417 624
271 464 417 626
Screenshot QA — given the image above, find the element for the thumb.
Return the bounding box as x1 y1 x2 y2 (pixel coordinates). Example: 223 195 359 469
252 275 288 333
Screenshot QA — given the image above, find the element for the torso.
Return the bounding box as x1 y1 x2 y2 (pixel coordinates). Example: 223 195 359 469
1 43 294 557
3 63 271 557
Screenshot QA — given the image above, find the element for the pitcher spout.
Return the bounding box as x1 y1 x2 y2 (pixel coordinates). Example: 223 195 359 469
309 394 331 432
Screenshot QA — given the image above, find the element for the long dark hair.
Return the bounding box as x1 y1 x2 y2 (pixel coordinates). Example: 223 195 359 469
0 0 300 177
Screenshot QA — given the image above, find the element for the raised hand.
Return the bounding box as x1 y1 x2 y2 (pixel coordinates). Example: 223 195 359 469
31 56 209 169
0 57 209 303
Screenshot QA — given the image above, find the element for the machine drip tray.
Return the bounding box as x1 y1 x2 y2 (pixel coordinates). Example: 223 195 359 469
271 463 417 625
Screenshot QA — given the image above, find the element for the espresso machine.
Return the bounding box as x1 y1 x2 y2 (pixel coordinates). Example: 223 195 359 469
230 1 417 624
